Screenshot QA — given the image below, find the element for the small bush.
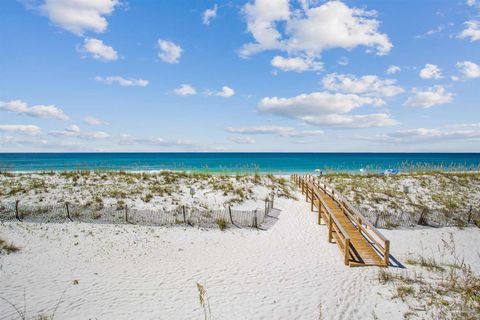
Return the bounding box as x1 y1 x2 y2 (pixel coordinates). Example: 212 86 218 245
0 238 20 254
143 193 153 203
377 269 393 284
394 285 415 301
116 200 125 211
406 256 445 272
215 218 227 231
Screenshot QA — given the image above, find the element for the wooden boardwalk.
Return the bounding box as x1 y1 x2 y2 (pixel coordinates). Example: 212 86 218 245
292 175 390 267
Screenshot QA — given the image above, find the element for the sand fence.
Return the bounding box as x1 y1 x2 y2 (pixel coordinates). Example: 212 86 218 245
362 206 479 229
0 196 275 229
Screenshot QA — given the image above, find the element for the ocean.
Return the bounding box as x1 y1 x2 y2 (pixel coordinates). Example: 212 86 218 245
0 153 479 173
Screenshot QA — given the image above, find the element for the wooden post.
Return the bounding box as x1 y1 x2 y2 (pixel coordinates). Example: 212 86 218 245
318 204 322 225
328 215 332 243
344 238 350 266
467 206 473 224
65 202 73 222
384 240 390 266
418 208 427 225
182 205 186 224
15 200 22 222
374 213 380 228
254 211 258 229
228 206 234 224
125 204 128 223
310 194 314 211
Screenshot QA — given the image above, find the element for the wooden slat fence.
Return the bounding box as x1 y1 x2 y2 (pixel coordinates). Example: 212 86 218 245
0 195 276 229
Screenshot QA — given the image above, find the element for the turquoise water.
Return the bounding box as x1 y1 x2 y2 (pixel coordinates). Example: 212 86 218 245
0 153 479 173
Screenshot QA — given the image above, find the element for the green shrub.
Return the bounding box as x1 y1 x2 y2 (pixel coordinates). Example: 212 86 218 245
215 218 227 231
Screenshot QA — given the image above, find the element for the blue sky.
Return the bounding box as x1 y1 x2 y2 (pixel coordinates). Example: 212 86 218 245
0 0 479 152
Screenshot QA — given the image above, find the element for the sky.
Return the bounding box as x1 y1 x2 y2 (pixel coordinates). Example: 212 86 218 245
0 0 479 152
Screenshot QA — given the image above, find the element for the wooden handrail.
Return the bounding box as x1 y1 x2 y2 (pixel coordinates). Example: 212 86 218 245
315 178 389 244
294 174 390 266
313 184 351 243
294 175 351 264
309 175 390 263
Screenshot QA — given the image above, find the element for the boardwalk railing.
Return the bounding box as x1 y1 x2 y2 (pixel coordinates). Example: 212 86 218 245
292 174 390 266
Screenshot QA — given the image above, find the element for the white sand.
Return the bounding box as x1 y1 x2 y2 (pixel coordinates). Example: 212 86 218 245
1 191 479 320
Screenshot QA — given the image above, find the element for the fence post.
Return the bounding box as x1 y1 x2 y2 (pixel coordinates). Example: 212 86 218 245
374 213 380 228
467 205 473 224
264 198 268 215
65 202 73 222
271 194 274 208
228 206 233 224
15 200 22 222
228 206 240 228
344 238 350 266
254 212 258 229
182 205 186 224
125 204 128 223
418 208 428 225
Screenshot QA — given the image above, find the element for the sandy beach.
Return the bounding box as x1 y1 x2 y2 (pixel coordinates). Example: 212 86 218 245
1 172 479 319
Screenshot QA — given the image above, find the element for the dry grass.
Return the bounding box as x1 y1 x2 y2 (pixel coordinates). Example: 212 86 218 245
215 218 228 231
0 237 20 255
322 172 480 228
377 237 480 319
0 171 295 214
196 283 213 320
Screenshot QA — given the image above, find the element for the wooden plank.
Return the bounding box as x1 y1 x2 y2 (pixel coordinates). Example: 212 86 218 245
297 176 388 267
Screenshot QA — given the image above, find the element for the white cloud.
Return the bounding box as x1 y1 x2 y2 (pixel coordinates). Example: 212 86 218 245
0 99 69 121
308 113 398 128
458 20 480 42
206 86 235 98
456 60 480 78
321 73 404 98
50 125 110 140
416 25 446 39
37 0 119 36
174 84 197 96
83 116 109 126
271 55 323 72
361 127 480 144
386 65 401 74
0 124 42 136
230 137 255 144
227 125 323 137
241 0 290 56
66 124 80 132
419 64 443 79
257 91 396 128
203 4 218 25
467 0 477 6
337 57 349 66
157 39 183 64
404 85 453 108
448 122 480 129
95 76 149 87
80 38 118 61
240 0 392 70
119 134 200 149
259 92 382 115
